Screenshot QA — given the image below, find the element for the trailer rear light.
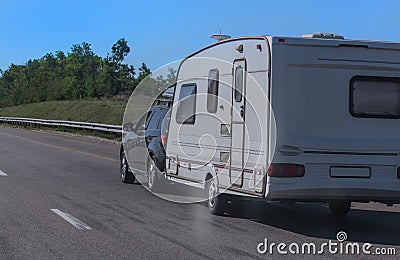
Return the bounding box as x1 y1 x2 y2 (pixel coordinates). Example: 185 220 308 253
267 163 305 177
161 133 167 147
397 167 400 179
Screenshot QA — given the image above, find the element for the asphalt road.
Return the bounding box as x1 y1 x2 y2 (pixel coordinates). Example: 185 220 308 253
0 125 399 259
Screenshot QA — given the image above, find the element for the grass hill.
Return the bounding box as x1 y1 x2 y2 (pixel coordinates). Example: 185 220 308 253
0 99 129 125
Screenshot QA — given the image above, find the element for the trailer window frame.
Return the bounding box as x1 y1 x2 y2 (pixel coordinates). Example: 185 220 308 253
234 65 244 102
207 69 219 113
176 83 197 125
350 76 400 119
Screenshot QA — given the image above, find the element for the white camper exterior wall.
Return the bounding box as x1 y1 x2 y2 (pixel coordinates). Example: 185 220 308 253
166 35 400 203
166 38 271 195
266 36 400 201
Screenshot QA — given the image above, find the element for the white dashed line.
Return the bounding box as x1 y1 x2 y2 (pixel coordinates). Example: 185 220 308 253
50 209 92 230
0 170 8 176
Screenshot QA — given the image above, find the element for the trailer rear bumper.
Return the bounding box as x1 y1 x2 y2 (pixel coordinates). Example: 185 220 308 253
266 187 400 203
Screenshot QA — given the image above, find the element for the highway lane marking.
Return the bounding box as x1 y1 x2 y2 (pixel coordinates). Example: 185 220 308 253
0 170 8 176
50 209 92 230
0 132 119 163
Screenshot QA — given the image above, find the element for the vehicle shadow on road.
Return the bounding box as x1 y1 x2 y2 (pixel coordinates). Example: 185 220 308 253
145 180 400 247
148 181 206 203
224 199 400 247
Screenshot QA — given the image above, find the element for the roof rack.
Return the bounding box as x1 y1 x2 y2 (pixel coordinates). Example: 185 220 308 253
302 32 344 40
152 86 175 108
153 98 172 107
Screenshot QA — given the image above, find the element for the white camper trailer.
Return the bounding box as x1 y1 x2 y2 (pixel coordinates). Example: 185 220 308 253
164 33 400 217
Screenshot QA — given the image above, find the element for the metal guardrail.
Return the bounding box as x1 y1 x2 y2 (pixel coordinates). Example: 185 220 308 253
0 117 122 133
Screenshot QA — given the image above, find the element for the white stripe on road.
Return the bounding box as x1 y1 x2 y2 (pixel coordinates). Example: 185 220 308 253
0 170 8 176
50 209 92 230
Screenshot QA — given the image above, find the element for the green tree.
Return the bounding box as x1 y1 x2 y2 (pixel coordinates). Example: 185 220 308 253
111 38 130 64
0 38 149 107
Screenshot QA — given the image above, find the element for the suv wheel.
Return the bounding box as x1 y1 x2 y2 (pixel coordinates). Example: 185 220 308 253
147 157 160 191
120 150 135 184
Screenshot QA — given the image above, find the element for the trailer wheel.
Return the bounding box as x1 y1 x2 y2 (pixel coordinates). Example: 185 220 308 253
207 177 227 215
328 200 351 218
120 150 135 184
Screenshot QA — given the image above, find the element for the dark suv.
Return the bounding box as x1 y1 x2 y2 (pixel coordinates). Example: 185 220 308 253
120 105 170 190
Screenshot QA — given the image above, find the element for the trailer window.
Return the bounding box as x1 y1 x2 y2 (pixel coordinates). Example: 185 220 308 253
234 66 243 102
176 83 196 124
351 76 400 118
207 69 219 113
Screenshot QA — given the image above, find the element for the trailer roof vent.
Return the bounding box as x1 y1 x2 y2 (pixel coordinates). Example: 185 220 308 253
302 32 344 40
210 34 231 41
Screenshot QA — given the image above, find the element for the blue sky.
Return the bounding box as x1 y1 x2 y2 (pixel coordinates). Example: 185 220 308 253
0 0 399 71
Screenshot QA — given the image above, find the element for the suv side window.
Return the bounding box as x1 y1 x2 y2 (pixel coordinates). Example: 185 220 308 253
144 111 153 129
135 112 150 133
147 111 162 130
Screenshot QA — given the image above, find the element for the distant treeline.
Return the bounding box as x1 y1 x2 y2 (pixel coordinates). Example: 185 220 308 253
0 38 171 108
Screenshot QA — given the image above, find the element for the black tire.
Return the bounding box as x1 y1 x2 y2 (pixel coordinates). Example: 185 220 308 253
147 157 160 192
120 150 135 184
328 200 351 218
207 177 227 215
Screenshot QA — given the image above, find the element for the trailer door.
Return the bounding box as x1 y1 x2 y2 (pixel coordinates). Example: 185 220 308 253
230 59 246 187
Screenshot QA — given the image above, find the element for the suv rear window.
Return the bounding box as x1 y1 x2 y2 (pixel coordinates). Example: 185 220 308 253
350 76 400 118
161 109 171 136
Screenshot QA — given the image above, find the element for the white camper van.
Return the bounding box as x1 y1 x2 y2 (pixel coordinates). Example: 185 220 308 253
164 33 400 217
